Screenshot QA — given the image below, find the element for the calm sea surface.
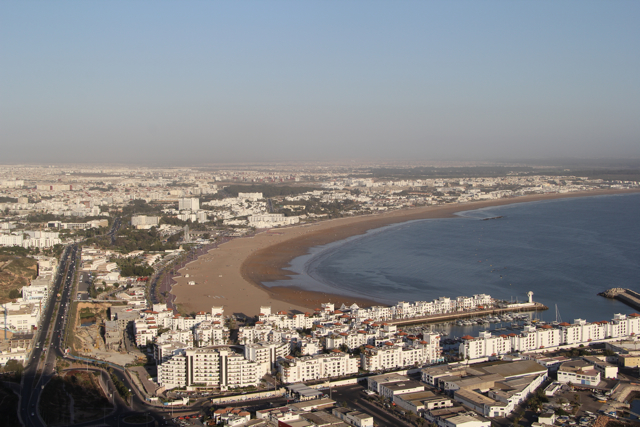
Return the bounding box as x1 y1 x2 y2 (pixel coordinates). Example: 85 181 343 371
265 193 640 326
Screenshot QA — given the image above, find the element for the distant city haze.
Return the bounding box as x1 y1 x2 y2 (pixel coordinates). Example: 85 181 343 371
1 1 639 164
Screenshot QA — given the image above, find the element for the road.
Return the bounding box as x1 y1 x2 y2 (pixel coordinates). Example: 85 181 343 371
107 217 121 246
19 244 78 427
328 384 413 427
15 243 203 427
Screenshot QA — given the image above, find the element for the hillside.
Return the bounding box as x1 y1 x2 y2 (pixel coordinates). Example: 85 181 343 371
0 255 38 303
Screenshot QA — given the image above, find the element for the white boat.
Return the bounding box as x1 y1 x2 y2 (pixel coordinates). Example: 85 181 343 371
551 304 563 326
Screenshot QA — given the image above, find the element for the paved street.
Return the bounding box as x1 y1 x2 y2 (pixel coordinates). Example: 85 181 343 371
327 383 413 427
20 244 77 427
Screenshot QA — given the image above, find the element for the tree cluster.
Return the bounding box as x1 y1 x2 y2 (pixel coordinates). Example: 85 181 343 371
114 257 154 277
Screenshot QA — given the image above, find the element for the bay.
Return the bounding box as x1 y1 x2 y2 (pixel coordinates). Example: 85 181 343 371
265 193 640 326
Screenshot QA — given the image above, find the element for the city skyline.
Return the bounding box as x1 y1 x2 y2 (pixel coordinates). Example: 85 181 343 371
2 1 639 165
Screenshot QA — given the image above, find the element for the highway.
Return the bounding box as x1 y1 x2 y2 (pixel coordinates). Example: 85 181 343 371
107 217 121 246
17 243 212 426
19 244 78 427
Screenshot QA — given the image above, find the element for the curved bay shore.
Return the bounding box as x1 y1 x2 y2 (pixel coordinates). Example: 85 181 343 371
170 189 639 317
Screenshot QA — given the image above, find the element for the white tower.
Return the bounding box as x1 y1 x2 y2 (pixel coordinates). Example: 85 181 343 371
527 291 533 303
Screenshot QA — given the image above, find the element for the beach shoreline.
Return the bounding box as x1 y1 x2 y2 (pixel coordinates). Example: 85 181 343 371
170 189 640 316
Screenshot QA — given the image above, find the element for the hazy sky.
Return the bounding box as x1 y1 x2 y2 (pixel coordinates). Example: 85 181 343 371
2 1 639 165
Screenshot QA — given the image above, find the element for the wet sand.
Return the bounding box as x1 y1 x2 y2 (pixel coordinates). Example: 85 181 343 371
171 189 640 316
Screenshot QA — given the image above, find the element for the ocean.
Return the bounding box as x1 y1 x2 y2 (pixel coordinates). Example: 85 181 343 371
264 193 640 328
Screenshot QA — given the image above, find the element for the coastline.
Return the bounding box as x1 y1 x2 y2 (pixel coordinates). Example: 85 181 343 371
171 189 640 316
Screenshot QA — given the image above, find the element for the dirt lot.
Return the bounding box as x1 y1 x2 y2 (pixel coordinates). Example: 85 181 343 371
71 302 112 354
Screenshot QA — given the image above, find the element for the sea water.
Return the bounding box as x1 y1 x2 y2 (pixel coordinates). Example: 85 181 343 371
264 193 640 325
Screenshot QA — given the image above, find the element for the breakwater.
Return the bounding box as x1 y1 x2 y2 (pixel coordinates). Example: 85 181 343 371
387 302 548 326
599 288 640 311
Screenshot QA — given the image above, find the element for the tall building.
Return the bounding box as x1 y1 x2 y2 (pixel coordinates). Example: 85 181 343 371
158 346 261 391
178 197 199 212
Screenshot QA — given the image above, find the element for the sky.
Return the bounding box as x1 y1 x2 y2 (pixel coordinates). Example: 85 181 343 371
1 1 639 165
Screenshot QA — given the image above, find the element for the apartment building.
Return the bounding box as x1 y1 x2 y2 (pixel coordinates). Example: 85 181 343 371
460 313 640 360
278 351 359 383
158 346 260 391
360 337 441 372
244 341 290 377
178 197 200 212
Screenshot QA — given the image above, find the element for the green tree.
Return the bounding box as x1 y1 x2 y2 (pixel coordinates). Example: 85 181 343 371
3 359 24 377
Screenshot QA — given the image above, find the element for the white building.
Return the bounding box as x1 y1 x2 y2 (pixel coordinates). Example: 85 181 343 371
459 314 640 361
557 360 600 386
194 320 228 347
131 215 159 229
178 197 200 212
244 341 290 377
248 213 299 229
279 351 359 383
0 303 42 332
158 346 260 391
237 192 263 201
360 335 441 372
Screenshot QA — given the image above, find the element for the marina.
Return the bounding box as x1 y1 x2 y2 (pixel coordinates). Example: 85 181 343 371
387 302 548 327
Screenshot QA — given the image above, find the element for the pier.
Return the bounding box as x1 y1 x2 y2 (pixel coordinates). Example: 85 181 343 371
599 288 640 311
387 302 548 327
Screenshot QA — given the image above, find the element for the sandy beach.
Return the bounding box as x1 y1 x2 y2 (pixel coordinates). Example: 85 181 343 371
170 189 640 317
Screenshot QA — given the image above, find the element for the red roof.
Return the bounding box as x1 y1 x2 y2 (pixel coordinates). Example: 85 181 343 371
508 333 517 337
629 313 640 317
462 335 474 340
559 322 570 326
